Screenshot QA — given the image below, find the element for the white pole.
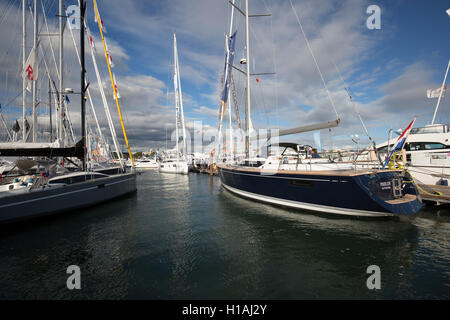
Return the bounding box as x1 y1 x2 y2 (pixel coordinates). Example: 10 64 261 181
32 0 37 142
175 34 187 159
22 0 27 141
173 34 180 158
245 0 251 159
58 0 63 146
85 25 124 168
431 59 450 125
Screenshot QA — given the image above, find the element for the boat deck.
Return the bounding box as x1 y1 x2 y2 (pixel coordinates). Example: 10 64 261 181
385 194 417 204
217 164 403 177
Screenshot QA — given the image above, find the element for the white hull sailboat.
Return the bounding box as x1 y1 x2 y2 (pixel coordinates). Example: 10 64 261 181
159 33 189 175
135 157 159 170
159 159 189 174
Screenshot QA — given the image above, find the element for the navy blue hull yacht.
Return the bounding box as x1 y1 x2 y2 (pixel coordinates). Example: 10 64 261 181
218 164 422 218
216 0 422 218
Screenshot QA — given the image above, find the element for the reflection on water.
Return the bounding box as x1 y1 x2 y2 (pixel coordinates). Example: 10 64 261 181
0 171 449 299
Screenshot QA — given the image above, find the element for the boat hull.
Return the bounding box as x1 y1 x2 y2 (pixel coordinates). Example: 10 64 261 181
0 172 137 225
218 165 422 217
159 161 189 174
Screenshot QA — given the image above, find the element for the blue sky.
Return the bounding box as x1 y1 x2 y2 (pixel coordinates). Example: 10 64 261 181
0 0 449 151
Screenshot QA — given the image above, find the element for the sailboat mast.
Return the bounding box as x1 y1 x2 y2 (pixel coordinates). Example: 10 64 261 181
32 0 38 142
80 0 86 171
228 0 236 160
431 59 450 125
245 0 251 159
49 77 52 141
93 0 134 166
58 0 63 146
174 33 187 159
22 0 26 141
173 34 180 158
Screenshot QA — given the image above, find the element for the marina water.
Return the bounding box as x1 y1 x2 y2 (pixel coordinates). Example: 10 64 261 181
0 170 449 299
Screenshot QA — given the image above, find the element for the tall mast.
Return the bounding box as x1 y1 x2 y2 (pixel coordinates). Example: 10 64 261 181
32 0 38 142
58 0 63 146
48 77 52 141
431 59 450 125
22 0 26 141
93 0 134 166
84 25 124 168
174 33 187 159
245 0 251 159
80 0 87 171
173 34 180 158
228 0 235 160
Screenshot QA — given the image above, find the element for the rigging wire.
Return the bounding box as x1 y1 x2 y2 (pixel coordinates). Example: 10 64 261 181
332 62 374 144
288 0 340 120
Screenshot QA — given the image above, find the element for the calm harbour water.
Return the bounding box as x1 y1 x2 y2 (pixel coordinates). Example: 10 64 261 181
0 170 449 299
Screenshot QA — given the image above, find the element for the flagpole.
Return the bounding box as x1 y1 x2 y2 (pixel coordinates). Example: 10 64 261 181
93 0 134 167
431 59 450 125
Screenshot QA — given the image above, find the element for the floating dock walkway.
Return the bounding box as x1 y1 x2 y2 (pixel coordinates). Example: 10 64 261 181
418 184 450 205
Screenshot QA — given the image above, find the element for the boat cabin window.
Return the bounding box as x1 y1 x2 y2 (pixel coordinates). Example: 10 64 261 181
424 143 448 150
410 125 446 134
405 142 449 151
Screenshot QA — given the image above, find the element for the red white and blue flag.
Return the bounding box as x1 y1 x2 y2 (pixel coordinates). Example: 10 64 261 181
382 118 416 168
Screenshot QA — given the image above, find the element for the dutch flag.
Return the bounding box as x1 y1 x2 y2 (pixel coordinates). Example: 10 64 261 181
382 118 416 169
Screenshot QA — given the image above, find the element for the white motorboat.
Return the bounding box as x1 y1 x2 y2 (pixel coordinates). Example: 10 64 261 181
135 157 159 169
159 159 188 174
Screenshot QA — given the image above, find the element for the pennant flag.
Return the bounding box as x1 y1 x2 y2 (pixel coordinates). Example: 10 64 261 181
382 118 416 169
22 48 39 92
65 95 70 104
94 10 107 33
105 42 114 67
89 34 95 48
0 103 2 111
220 30 237 117
113 73 121 98
256 78 260 83
25 119 30 132
87 28 95 49
427 85 446 98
